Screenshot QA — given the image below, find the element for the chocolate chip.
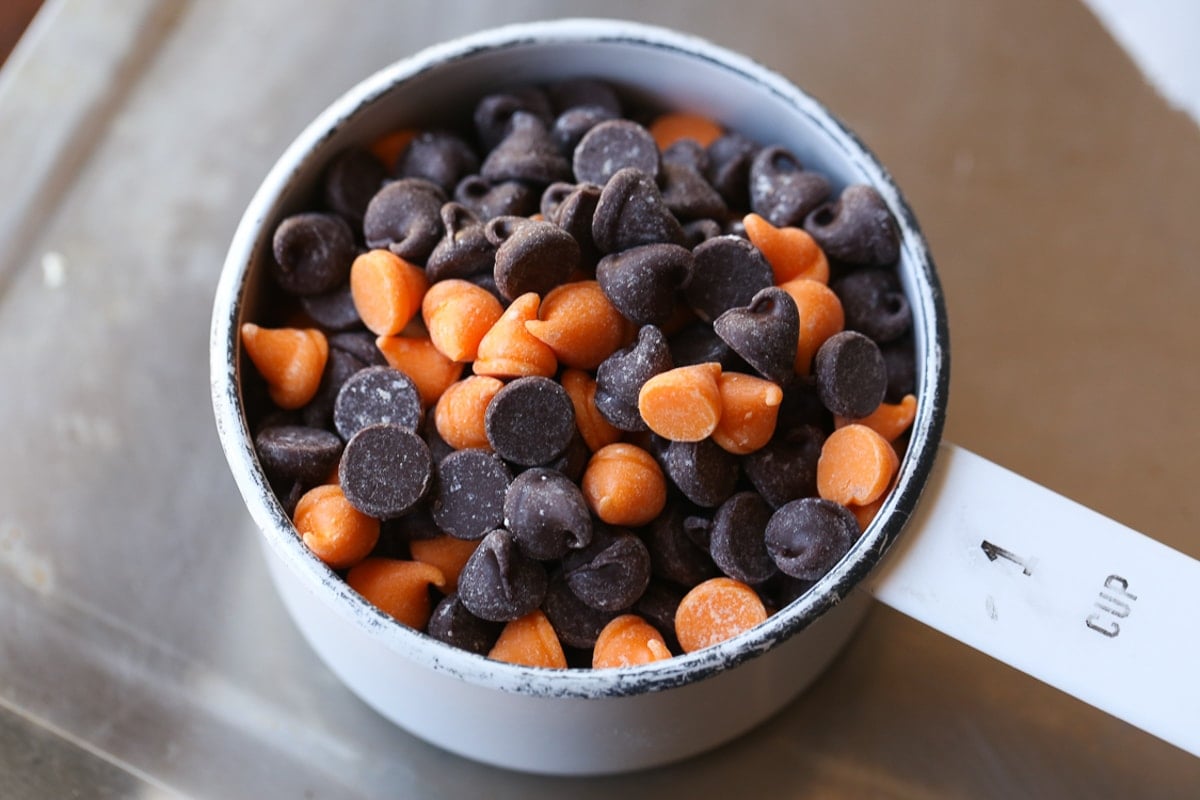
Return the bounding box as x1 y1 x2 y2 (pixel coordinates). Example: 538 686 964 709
540 182 576 220
453 175 539 220
667 321 749 372
299 282 362 332
363 178 446 263
473 91 554 151
662 139 709 172
322 148 387 227
705 132 759 206
271 212 356 296
488 217 580 301
880 333 916 403
328 330 387 366
547 78 622 115
544 431 590 484
756 572 817 613
682 218 724 247
645 502 718 587
660 161 726 221
458 529 548 622
333 365 422 440
431 449 511 541
548 182 602 267
561 528 651 612
813 331 887 418
485 376 576 466
255 425 344 486
425 203 496 282
395 130 480 194
633 580 684 653
481 112 572 187
592 168 685 254
596 243 692 326
427 593 504 655
339 424 432 519
765 497 860 580
541 573 618 649
573 119 661 185
685 235 774 322
743 423 825 507
551 105 619 155
709 491 778 584
301 346 367 429
504 467 593 561
804 184 900 266
422 405 454 466
660 438 739 508
749 145 832 228
831 267 912 343
713 286 799 383
594 325 673 431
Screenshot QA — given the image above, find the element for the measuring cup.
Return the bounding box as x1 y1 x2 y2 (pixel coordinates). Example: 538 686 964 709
209 19 1200 775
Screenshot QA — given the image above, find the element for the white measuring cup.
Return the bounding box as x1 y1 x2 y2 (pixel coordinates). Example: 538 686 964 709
210 19 1199 775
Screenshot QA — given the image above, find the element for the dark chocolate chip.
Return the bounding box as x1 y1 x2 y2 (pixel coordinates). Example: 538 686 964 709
504 467 592 561
301 346 367 429
765 497 860 580
660 161 727 221
453 175 539 220
743 423 826 508
804 184 901 266
685 235 774 322
573 119 661 185
427 593 503 655
831 267 912 344
485 376 576 466
363 178 446 263
431 449 511 541
395 130 480 194
681 218 724 247
668 321 749 372
706 132 759 206
322 148 387 227
775 374 833 430
473 91 554 151
709 491 779 584
813 331 887 418
561 528 652 612
749 145 832 228
593 325 673 432
540 182 577 221
544 431 590 484
551 105 619 155
644 502 719 587
328 330 387 366
422 405 455 466
425 202 496 282
596 243 692 326
660 438 739 508
633 580 684 653
299 282 362 332
592 168 686 254
880 333 916 403
339 424 432 519
541 573 618 649
489 217 580 301
457 529 548 622
662 139 709 172
713 286 799 383
547 78 622 115
481 112 572 187
255 425 344 486
271 212 355 296
548 182 602 267
756 572 817 613
333 365 422 440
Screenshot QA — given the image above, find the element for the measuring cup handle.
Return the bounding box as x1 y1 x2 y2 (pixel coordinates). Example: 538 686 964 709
861 442 1200 757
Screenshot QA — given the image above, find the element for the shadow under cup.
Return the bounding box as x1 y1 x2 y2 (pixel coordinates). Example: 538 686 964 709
210 20 949 775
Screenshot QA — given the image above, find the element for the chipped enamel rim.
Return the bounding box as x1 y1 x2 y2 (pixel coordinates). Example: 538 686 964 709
210 19 948 700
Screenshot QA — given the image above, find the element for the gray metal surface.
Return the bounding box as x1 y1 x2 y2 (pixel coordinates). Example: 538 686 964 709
1 0 1197 797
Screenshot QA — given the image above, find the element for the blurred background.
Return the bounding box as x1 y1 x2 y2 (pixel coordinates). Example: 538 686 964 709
1 1 1197 797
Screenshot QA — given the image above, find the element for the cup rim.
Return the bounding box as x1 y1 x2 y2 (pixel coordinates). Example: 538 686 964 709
210 18 949 699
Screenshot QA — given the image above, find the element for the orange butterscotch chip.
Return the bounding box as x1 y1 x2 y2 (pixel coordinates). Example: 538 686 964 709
581 443 667 527
816 423 900 506
524 281 629 370
409 535 480 593
648 111 724 149
637 363 723 442
240 323 328 410
434 375 504 451
743 213 829 285
592 615 673 669
369 128 418 171
345 558 446 630
711 372 783 455
473 292 557 378
674 577 769 653
375 334 463 407
779 278 845 375
488 610 567 668
835 393 917 443
293 484 379 570
350 249 429 336
561 369 622 453
421 279 504 363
